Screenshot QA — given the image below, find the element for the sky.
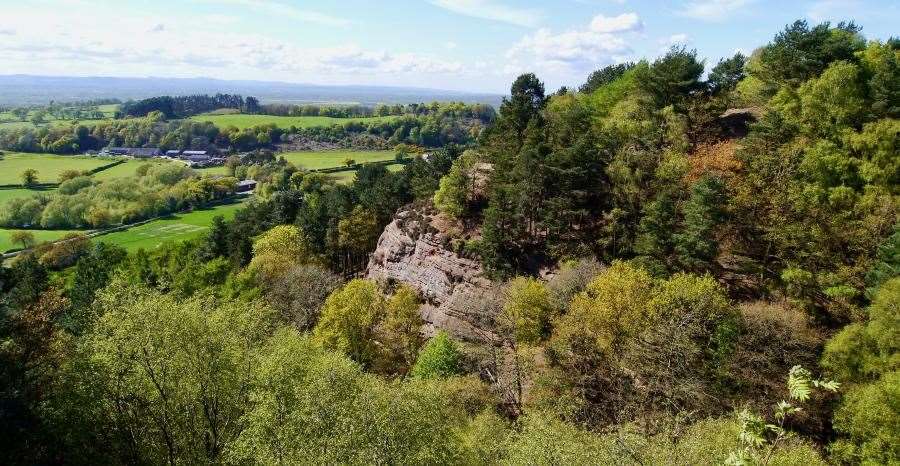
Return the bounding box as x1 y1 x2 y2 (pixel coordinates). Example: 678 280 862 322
0 0 897 93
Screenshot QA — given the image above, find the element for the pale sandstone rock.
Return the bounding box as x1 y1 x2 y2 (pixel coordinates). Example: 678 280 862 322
366 205 499 343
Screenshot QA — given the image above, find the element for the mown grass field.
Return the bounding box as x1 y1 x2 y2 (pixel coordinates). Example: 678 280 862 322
0 153 117 185
189 113 399 130
0 228 83 253
0 187 55 205
96 200 246 251
280 150 396 170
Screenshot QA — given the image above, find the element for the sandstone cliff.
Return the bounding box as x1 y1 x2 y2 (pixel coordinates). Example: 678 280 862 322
366 204 500 343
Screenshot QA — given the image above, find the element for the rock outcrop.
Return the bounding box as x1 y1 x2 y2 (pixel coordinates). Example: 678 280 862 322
366 204 500 343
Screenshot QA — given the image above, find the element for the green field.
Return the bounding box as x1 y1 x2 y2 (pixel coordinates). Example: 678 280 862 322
92 158 171 180
0 153 116 184
0 105 117 130
95 201 246 251
327 163 406 184
0 228 83 253
280 150 396 170
189 113 398 130
0 187 55 205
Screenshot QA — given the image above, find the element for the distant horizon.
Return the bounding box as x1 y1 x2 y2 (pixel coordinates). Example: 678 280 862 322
2 0 897 93
0 73 505 96
0 74 505 107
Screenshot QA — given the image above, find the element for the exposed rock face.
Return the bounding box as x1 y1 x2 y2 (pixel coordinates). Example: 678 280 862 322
366 205 500 343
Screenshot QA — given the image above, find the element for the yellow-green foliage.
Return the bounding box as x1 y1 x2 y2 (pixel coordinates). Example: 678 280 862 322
823 279 900 465
72 280 274 465
501 277 555 344
247 225 314 281
554 261 655 354
433 150 478 219
313 279 384 367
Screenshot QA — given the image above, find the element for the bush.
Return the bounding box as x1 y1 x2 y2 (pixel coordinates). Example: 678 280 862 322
411 331 463 379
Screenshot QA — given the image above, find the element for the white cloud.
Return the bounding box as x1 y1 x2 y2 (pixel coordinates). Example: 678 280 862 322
590 12 642 33
506 14 640 79
445 41 459 50
663 33 689 45
658 33 690 52
429 0 542 27
0 6 461 82
679 0 756 21
194 0 351 27
806 0 865 23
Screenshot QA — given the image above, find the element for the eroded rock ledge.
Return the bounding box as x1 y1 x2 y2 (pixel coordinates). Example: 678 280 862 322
366 205 499 343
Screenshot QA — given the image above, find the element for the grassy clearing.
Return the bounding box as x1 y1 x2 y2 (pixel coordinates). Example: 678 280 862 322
279 150 396 171
327 163 406 184
0 187 55 205
96 200 246 252
0 153 116 185
0 228 83 253
189 113 398 130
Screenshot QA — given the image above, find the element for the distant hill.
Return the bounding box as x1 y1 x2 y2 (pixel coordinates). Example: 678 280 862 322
0 75 504 107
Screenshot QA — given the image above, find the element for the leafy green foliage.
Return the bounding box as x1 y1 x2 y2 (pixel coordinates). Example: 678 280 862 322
411 331 463 379
500 277 555 344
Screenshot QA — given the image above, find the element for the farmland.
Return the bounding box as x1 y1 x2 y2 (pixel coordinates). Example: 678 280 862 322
0 187 54 204
0 104 118 130
95 200 246 251
0 153 118 184
280 150 396 171
0 228 83 253
189 113 399 130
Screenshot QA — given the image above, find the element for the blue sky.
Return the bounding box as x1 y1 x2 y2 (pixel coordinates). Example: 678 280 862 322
1 0 897 93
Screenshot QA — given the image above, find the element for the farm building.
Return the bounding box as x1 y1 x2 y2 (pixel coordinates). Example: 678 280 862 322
131 148 163 158
237 180 257 193
101 147 162 158
165 150 181 157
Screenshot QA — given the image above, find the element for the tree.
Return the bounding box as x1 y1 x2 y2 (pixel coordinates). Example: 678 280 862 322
376 284 424 373
263 264 342 331
433 151 477 219
246 225 315 282
65 242 127 333
12 107 28 121
20 168 38 187
410 331 463 379
313 279 384 367
580 62 635 94
30 111 47 126
500 277 554 344
229 328 472 464
821 278 899 464
10 230 35 250
708 53 746 94
56 281 274 465
673 176 727 272
754 20 864 87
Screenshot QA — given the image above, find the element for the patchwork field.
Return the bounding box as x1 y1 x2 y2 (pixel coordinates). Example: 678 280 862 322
0 153 117 185
96 200 246 251
0 228 83 253
280 150 396 170
189 113 398 130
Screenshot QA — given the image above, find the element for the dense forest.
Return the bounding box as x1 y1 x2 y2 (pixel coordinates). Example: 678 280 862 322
0 20 897 465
